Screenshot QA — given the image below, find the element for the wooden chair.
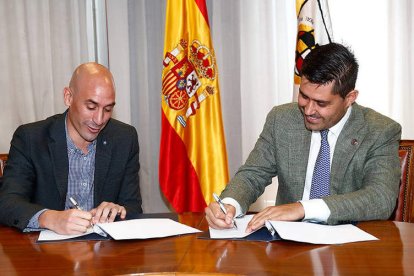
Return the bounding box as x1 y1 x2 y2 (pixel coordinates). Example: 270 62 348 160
391 140 414 222
0 154 7 177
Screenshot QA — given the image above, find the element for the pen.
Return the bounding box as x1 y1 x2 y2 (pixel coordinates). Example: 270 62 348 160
69 196 82 210
69 196 95 228
213 193 238 229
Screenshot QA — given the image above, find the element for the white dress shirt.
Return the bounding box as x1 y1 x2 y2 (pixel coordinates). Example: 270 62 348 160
301 106 352 222
224 106 353 222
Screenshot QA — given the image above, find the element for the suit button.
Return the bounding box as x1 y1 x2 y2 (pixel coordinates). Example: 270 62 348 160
13 219 19 225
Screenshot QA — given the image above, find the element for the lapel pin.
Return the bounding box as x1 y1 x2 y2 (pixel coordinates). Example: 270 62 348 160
351 139 358 145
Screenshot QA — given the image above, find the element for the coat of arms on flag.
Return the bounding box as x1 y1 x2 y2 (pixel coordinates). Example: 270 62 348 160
162 39 216 128
294 0 333 100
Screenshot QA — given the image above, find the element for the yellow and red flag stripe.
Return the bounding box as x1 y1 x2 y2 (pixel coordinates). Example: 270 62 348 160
159 0 229 212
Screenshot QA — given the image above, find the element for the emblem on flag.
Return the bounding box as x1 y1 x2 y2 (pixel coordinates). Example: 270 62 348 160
295 29 315 85
293 0 333 100
162 39 216 127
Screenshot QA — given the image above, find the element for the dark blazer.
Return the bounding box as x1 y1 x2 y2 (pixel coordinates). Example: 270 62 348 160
0 112 142 230
221 103 402 224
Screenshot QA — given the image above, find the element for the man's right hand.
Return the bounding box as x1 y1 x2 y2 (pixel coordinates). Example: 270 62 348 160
38 209 93 235
205 202 236 229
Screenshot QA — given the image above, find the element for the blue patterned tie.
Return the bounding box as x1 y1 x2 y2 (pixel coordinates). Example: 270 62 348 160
310 130 330 199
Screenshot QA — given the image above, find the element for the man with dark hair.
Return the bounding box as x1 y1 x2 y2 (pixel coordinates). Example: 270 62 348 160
206 43 401 232
0 62 142 234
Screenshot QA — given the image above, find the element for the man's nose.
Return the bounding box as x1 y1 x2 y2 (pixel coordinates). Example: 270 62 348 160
304 101 316 115
93 110 105 125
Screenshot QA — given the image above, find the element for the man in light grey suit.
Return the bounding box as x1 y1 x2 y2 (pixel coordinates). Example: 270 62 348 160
0 63 142 234
206 43 401 232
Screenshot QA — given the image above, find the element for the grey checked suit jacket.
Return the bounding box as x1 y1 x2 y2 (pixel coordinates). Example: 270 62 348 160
221 103 401 224
0 112 142 230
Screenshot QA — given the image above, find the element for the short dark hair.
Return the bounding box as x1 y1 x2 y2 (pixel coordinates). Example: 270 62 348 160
300 43 359 98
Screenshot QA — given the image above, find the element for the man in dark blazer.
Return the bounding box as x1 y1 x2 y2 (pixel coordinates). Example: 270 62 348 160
0 62 142 234
206 43 401 232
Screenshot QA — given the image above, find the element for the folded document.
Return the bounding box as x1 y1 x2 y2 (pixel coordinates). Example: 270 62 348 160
38 218 201 242
208 215 378 244
267 220 378 244
207 214 276 241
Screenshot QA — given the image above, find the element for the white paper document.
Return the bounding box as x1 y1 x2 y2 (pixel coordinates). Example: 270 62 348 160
209 215 378 244
209 214 255 239
97 218 201 240
38 226 99 241
268 221 378 244
38 218 201 242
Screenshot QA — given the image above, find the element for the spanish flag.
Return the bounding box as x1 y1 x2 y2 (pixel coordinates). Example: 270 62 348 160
159 0 229 212
294 0 333 100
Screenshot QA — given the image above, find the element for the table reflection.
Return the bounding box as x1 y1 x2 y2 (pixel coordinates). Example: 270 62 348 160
0 217 412 275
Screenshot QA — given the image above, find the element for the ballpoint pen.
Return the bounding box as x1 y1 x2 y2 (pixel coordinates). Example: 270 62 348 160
69 197 102 231
69 196 82 210
213 193 238 229
69 196 107 236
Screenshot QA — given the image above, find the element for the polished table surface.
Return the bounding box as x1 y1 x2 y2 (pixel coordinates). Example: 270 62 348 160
1 213 414 275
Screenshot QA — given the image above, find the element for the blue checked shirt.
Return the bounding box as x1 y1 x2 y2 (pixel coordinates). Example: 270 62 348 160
65 134 96 211
25 119 96 231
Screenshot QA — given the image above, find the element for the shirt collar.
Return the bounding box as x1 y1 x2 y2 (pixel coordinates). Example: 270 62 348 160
311 105 352 138
65 115 96 154
328 105 352 138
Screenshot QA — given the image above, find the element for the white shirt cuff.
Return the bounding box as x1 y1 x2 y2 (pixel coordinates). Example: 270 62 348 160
300 199 331 223
221 197 243 217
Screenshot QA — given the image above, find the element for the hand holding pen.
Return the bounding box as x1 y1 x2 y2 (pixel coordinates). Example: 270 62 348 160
37 198 93 235
69 197 111 237
213 193 238 229
69 196 94 227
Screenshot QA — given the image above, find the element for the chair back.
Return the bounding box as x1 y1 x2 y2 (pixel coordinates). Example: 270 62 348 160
0 154 7 177
392 140 414 222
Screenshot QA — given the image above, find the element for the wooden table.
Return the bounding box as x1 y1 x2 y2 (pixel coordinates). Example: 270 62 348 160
0 213 413 275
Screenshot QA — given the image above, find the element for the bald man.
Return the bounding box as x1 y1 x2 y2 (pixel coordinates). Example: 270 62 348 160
0 62 142 234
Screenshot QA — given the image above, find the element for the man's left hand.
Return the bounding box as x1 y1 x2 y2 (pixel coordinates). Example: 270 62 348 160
90 201 126 224
246 202 305 233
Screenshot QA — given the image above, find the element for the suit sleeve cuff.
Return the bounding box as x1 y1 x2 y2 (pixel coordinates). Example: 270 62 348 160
23 209 48 232
300 199 331 223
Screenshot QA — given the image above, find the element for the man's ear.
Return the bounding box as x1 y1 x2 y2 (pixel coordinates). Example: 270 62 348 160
63 87 73 107
345 90 359 107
